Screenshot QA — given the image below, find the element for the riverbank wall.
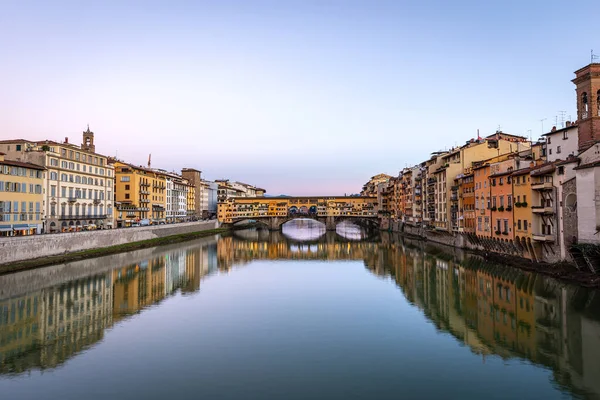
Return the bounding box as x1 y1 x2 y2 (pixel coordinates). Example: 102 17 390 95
379 217 565 265
0 221 220 265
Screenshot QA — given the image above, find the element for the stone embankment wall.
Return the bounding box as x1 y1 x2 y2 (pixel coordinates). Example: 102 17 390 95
381 219 562 263
0 235 219 299
0 221 220 265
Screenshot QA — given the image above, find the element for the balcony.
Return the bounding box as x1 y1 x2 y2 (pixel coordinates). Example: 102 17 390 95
532 233 554 242
532 182 553 190
140 190 150 194
93 198 101 204
140 182 150 187
67 197 77 203
532 206 554 214
140 198 150 203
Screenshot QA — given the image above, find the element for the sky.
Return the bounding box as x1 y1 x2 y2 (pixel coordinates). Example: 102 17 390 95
1 0 599 195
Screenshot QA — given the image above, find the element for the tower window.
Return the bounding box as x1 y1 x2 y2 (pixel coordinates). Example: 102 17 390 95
597 90 600 116
582 92 589 118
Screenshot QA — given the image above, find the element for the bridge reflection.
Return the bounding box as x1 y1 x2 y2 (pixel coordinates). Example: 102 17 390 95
0 232 599 398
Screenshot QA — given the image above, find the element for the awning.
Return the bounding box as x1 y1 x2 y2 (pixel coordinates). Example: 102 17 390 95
13 224 32 229
0 225 12 232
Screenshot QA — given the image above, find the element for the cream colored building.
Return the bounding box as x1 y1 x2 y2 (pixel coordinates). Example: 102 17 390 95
0 153 45 235
0 127 115 233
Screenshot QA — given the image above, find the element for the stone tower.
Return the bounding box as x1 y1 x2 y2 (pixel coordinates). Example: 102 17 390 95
572 63 600 151
82 125 95 153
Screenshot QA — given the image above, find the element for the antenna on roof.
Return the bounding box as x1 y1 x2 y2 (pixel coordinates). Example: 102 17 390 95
539 118 547 134
592 49 599 63
558 111 566 128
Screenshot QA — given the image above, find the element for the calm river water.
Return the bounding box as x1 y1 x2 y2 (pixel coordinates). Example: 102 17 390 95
0 220 599 399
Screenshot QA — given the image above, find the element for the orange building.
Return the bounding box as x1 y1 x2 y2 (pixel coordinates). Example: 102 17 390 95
489 170 514 240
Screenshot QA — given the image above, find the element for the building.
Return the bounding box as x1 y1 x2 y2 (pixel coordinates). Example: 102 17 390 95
181 168 203 218
572 63 600 152
112 161 166 227
162 172 192 223
512 167 534 258
360 173 393 197
543 122 579 162
0 127 115 233
0 153 45 236
215 179 265 203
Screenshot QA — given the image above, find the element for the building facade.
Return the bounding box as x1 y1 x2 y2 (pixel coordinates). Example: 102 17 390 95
0 127 115 233
0 153 45 236
112 161 166 227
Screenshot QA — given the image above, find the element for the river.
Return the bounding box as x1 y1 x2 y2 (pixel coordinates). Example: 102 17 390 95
0 220 599 399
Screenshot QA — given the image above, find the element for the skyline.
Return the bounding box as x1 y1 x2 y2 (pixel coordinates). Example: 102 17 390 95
1 0 599 195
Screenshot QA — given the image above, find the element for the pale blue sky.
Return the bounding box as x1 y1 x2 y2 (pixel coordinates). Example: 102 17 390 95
1 0 598 195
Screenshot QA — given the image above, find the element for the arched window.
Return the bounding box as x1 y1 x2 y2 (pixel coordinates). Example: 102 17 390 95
82 176 87 184
582 92 589 118
75 175 81 184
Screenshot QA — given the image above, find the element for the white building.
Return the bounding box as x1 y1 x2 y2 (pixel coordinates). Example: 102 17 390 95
543 122 579 162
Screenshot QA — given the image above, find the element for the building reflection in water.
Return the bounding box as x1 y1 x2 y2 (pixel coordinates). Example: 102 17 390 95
0 226 599 399
0 239 218 374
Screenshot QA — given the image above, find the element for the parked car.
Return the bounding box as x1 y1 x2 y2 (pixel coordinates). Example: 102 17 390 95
140 219 150 226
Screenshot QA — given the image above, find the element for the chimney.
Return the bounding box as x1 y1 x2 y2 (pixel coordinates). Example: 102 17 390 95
65 137 69 143
551 126 556 132
566 121 571 127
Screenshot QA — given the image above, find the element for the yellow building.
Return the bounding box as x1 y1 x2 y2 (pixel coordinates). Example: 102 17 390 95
112 161 166 227
512 167 534 258
186 183 195 219
0 153 45 236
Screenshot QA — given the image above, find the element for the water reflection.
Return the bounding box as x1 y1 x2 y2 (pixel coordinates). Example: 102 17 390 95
0 229 599 398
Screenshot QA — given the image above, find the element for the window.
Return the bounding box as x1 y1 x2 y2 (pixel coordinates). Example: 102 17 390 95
524 220 528 231
557 146 561 154
499 196 504 207
582 92 589 118
563 131 568 140
125 184 130 190
16 144 22 151
517 220 522 230
549 148 552 155
121 176 130 182
558 166 564 175
125 193 130 199
547 137 551 144
503 219 508 233
507 195 512 206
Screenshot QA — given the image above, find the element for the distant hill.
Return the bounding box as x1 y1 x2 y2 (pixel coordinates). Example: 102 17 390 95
264 194 291 198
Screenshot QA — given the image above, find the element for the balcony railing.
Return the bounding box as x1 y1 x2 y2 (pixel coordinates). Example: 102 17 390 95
68 197 77 203
532 233 554 242
531 182 553 190
532 205 554 214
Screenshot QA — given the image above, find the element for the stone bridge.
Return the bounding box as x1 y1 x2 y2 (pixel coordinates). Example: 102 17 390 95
218 196 380 231
239 215 380 231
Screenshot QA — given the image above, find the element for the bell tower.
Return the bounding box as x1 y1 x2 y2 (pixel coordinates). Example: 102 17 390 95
572 63 600 151
82 124 96 153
